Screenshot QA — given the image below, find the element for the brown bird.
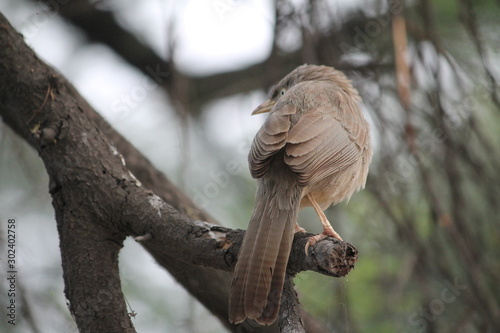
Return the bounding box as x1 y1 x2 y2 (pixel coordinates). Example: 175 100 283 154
228 64 372 325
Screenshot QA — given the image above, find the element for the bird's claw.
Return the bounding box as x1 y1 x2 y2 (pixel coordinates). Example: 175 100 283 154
304 231 343 255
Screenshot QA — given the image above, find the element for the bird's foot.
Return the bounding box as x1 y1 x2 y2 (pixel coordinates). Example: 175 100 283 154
304 229 343 255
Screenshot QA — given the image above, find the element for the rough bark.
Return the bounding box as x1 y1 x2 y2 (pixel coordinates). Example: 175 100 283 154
0 12 356 333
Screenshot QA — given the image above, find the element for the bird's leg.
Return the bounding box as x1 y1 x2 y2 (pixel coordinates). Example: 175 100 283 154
305 194 343 254
294 222 306 233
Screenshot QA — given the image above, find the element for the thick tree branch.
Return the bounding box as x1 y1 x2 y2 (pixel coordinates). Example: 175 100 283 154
0 12 356 332
1 15 135 332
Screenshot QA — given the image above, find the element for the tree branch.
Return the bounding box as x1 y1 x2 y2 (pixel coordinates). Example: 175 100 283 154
0 12 356 332
279 275 305 333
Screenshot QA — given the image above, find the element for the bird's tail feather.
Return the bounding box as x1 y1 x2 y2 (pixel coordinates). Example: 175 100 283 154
229 175 302 325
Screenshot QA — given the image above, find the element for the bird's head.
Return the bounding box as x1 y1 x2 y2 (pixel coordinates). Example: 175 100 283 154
252 64 352 115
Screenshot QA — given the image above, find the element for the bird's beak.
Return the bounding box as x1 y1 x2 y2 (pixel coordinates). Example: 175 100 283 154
251 99 275 115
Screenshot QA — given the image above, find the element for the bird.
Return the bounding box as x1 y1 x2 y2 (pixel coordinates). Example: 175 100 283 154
228 64 372 325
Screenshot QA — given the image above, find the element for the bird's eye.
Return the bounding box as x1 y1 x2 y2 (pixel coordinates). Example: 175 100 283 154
280 89 286 96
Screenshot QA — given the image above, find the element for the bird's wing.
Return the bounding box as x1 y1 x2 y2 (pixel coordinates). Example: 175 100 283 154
284 105 368 186
248 103 296 178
